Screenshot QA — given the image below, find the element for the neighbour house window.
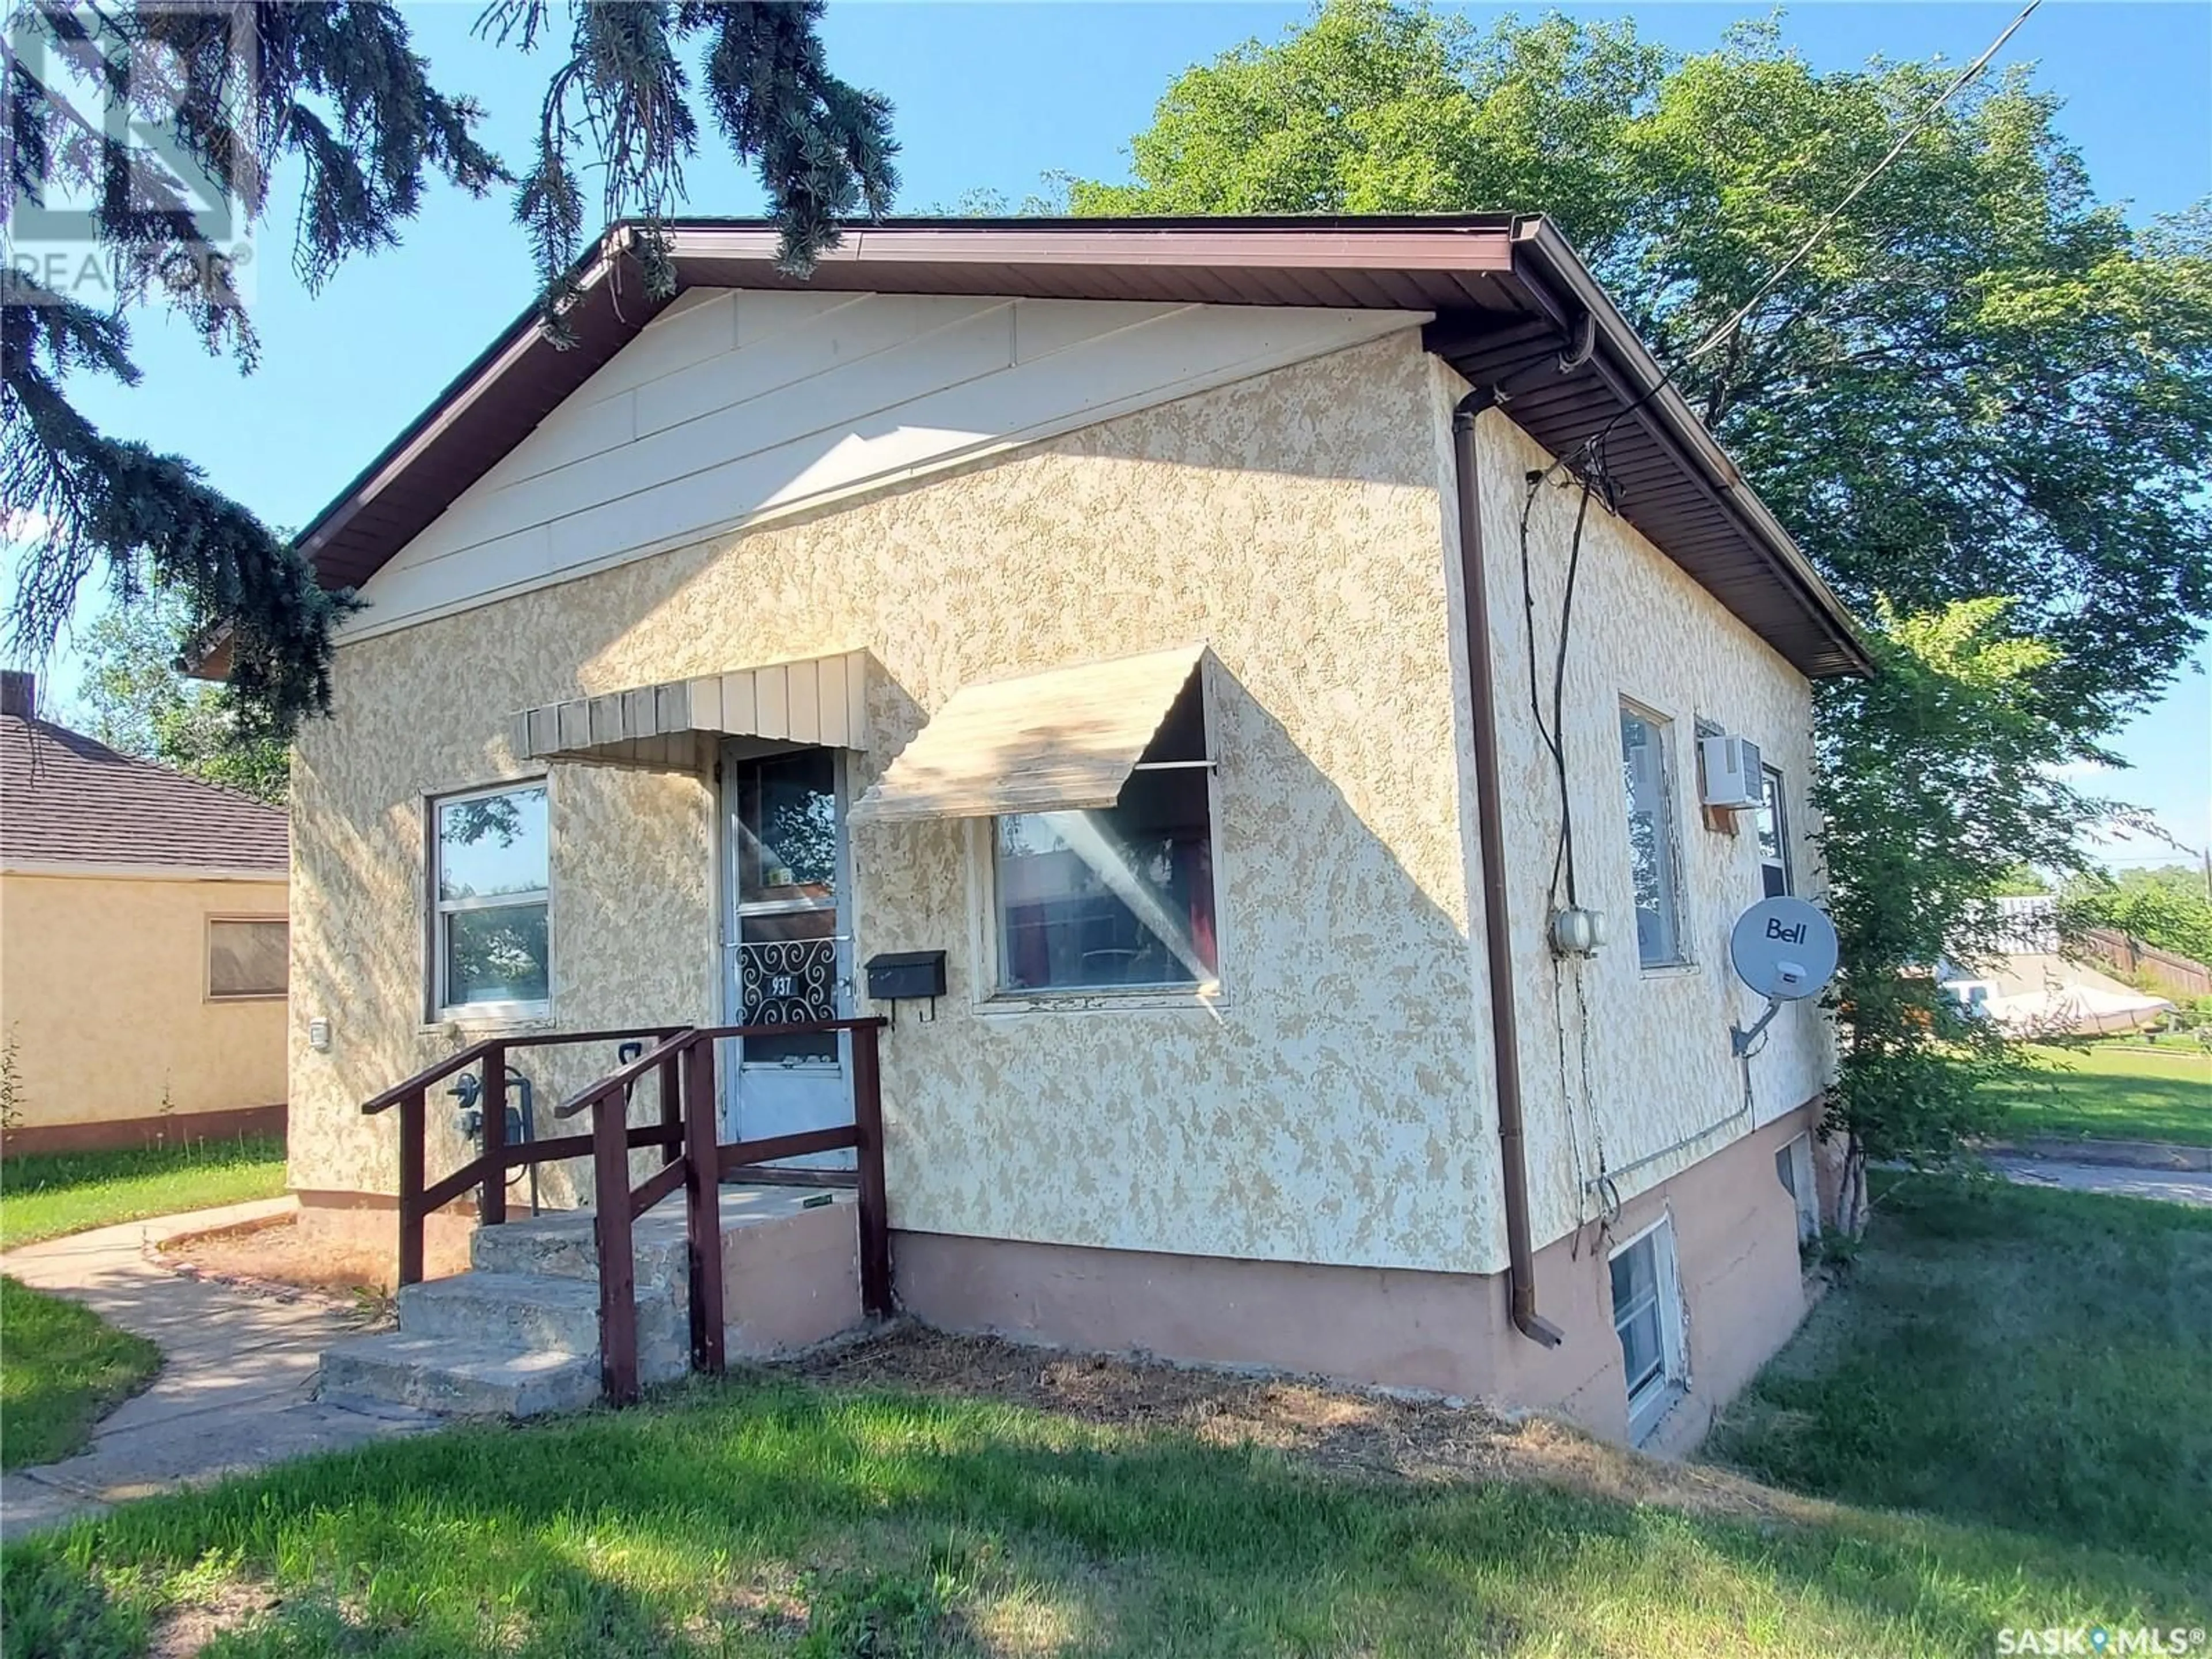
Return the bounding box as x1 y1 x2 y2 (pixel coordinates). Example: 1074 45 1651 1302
991 672 1218 995
431 782 551 1019
1609 1218 1685 1440
1775 1133 1820 1244
1619 704 1685 967
1755 765 1793 899
207 918 288 1000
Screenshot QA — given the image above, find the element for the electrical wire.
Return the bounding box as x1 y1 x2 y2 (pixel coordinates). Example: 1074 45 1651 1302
1524 0 2044 510
1516 2 2039 1247
1508 0 2039 944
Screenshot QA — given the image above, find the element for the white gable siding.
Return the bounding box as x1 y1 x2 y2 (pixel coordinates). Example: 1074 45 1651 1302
354 290 1426 638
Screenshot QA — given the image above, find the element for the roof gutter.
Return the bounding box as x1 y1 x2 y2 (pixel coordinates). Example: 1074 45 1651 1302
1507 217 1874 677
1450 379 1565 1351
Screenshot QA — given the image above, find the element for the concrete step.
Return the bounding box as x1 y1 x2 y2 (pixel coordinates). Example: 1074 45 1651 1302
397 1271 608 1352
469 1210 687 1286
471 1186 853 1285
318 1332 603 1419
398 1270 692 1372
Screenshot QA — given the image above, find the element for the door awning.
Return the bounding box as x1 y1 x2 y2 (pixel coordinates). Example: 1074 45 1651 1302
849 645 1205 825
509 650 869 770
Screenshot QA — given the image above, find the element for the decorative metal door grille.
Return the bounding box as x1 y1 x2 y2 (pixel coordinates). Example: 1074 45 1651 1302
737 936 845 1028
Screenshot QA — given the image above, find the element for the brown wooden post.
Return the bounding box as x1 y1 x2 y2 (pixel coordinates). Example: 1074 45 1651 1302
479 1043 507 1227
657 1043 683 1170
590 1085 639 1406
681 1039 726 1375
851 1020 892 1318
397 1088 426 1286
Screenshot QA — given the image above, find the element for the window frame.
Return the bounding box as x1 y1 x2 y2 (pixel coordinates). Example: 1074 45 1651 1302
1618 700 1689 971
1756 764 1793 899
204 914 289 1002
1775 1132 1820 1244
975 664 1229 1013
1609 1214 1687 1442
426 778 554 1026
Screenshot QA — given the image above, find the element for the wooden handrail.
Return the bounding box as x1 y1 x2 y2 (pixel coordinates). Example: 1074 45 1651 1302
415 1122 686 1217
369 1025 691 1286
551 1026 695 1119
362 1044 493 1116
551 1017 891 1119
373 1014 891 1408
362 1025 690 1115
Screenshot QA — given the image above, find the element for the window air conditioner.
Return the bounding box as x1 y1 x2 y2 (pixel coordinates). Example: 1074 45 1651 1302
1699 733 1763 810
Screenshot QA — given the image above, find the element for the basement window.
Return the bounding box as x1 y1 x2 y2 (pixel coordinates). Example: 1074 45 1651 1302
1609 1217 1685 1441
1775 1133 1820 1244
430 781 551 1021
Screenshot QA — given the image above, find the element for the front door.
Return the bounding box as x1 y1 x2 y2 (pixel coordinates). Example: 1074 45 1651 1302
719 744 854 1168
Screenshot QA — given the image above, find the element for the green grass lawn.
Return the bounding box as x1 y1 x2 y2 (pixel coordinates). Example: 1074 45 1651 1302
1980 1042 2212 1147
5 1173 2207 1656
1711 1174 2212 1578
6 1347 2206 1657
0 1277 160 1471
0 1136 287 1251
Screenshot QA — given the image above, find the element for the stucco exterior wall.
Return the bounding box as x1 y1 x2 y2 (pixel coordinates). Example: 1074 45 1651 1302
0 871 289 1129
1453 382 1832 1254
289 331 1501 1270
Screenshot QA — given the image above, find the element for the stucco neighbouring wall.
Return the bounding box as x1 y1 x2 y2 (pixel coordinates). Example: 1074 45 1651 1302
290 330 1499 1268
1452 381 1832 1253
0 872 289 1128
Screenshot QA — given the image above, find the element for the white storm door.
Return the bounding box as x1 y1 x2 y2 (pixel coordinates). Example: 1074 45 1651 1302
719 744 855 1168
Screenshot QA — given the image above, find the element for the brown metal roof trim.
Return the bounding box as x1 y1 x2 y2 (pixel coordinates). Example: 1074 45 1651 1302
294 214 1869 679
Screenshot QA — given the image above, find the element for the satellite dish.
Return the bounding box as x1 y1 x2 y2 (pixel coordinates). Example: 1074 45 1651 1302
1730 897 1839 1001
1729 899 1838 1058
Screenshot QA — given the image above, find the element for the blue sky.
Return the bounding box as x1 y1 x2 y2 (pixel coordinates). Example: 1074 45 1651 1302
35 1 2212 856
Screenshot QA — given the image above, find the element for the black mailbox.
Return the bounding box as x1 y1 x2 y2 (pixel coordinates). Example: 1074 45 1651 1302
865 950 947 1003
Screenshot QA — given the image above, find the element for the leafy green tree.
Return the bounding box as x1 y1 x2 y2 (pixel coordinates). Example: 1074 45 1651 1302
1815 600 2097 1220
2064 865 2212 967
74 589 289 803
3 1 896 736
1074 2 2212 1222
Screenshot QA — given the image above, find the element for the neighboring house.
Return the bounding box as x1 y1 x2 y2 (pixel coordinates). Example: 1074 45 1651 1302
0 671 289 1152
1943 897 2177 1034
1943 955 2175 1036
264 217 1866 1449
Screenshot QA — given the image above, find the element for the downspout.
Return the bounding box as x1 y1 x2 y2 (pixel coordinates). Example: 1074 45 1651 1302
1452 385 1566 1350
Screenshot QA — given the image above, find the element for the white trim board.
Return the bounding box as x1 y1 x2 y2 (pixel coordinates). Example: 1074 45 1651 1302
1 860 287 882
347 292 1428 645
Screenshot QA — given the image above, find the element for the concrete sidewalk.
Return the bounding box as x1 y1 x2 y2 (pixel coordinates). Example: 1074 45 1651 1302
1985 1135 2212 1173
1985 1155 2212 1208
1 1199 441 1541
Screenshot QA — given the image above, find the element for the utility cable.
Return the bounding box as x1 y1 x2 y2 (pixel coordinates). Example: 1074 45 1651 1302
1508 0 2040 942
1532 0 2044 501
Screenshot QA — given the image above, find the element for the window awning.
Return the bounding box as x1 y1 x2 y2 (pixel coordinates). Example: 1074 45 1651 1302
849 644 1204 825
509 650 869 770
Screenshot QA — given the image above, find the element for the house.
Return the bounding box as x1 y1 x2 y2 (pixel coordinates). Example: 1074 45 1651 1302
1942 897 2176 1035
271 217 1865 1449
0 671 289 1152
